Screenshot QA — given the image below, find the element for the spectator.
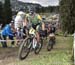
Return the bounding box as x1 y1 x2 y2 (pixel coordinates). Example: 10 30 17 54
1 21 15 48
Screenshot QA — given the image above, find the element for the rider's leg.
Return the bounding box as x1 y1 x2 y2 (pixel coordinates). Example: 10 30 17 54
36 32 40 43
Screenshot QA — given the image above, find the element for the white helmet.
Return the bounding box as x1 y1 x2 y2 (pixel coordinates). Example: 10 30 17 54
17 11 25 19
17 11 25 15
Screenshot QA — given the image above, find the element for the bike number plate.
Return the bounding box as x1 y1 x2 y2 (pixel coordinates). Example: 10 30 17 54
29 28 36 35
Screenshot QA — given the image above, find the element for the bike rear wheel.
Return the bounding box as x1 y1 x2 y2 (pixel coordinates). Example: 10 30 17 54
34 38 43 54
47 40 54 51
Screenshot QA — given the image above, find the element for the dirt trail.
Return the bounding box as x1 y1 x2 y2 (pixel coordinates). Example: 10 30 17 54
0 36 73 65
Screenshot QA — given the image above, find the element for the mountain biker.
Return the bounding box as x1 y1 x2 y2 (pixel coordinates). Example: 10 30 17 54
14 9 26 40
25 8 43 44
49 23 56 34
14 9 25 31
1 21 15 48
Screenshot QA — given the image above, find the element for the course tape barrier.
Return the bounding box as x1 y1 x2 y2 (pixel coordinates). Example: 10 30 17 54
0 39 24 42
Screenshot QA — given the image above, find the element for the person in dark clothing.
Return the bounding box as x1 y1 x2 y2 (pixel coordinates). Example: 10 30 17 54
47 23 56 35
51 25 56 33
49 23 56 33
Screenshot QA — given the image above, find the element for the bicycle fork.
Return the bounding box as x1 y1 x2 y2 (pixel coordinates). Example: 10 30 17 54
32 38 37 49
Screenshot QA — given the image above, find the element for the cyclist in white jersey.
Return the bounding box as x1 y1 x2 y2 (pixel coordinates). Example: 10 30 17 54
14 10 25 30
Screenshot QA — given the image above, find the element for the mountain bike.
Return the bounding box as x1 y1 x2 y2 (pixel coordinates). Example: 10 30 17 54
47 33 55 51
18 27 43 60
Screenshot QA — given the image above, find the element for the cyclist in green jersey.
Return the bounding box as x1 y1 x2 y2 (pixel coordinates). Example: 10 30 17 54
25 8 44 44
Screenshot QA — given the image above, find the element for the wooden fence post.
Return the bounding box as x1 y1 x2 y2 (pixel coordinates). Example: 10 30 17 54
74 32 75 64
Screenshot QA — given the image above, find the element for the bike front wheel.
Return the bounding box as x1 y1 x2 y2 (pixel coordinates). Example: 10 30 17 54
18 37 32 60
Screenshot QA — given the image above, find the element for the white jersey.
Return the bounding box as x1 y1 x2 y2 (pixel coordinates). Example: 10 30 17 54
14 11 25 29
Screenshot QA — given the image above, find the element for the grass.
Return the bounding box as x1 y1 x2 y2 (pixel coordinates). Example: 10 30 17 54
2 35 73 65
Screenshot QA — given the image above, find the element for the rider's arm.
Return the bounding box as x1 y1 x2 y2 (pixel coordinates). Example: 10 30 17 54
38 15 45 31
23 17 28 27
37 14 42 24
